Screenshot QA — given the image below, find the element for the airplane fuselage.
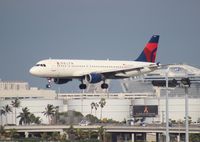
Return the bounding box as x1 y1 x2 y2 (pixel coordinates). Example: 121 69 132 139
30 59 156 79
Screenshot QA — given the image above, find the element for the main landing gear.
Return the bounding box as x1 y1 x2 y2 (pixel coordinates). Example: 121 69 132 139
45 78 109 90
101 83 108 89
79 81 109 90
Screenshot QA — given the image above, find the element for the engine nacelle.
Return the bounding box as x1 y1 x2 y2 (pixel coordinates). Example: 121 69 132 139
86 73 103 83
54 78 72 84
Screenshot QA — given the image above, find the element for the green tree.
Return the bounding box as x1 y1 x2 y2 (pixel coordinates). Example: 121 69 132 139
11 98 20 125
29 113 42 124
0 125 5 137
43 104 56 124
51 132 61 141
8 129 19 140
40 132 48 141
54 106 59 124
17 107 31 125
189 133 200 142
75 128 84 140
90 102 99 116
66 125 76 140
17 107 41 125
85 114 99 123
33 116 42 125
98 126 105 142
91 102 95 115
94 103 99 117
2 104 12 124
99 98 106 120
87 129 98 140
184 116 192 124
0 109 5 125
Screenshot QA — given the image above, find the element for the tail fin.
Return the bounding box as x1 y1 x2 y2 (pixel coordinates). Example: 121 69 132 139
135 35 160 63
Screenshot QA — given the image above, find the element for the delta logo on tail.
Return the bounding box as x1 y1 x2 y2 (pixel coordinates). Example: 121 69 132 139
135 35 159 63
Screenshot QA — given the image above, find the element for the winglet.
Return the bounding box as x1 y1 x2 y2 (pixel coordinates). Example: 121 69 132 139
135 35 160 63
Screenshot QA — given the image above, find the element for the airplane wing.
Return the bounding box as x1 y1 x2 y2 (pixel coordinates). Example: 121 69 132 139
73 64 159 78
101 64 158 78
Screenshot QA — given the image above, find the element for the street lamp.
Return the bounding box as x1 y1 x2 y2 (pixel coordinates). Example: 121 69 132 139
151 68 191 142
165 68 170 142
180 77 190 142
151 67 178 142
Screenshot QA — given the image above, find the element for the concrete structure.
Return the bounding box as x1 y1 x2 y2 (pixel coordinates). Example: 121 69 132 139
4 125 200 141
67 98 132 121
0 82 200 124
58 93 200 123
0 81 57 100
0 81 62 125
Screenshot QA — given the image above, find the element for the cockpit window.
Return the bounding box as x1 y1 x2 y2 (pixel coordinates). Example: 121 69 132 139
35 64 46 67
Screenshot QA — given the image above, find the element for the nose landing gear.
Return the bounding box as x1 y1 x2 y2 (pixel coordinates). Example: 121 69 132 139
79 79 87 89
46 78 52 88
79 83 87 89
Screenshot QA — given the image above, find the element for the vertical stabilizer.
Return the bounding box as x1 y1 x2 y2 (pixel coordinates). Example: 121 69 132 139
135 35 160 63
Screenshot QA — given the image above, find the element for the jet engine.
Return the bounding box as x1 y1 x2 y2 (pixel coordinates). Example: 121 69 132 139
86 73 103 83
54 78 72 84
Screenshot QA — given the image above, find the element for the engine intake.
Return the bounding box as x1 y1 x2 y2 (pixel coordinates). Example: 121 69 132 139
54 78 72 84
86 73 103 83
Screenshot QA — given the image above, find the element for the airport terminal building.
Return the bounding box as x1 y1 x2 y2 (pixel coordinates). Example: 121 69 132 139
0 64 200 125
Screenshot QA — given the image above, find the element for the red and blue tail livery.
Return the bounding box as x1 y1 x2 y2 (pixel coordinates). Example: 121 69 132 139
135 35 159 63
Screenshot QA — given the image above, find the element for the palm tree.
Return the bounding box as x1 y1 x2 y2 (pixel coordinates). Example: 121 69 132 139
90 102 95 114
43 104 55 124
0 109 5 125
11 98 20 125
33 116 42 125
29 113 42 125
2 105 12 124
94 103 99 116
99 98 106 120
0 125 6 138
17 107 31 125
54 106 59 124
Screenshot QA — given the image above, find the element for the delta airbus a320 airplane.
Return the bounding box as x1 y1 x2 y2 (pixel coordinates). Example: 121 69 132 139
29 35 160 89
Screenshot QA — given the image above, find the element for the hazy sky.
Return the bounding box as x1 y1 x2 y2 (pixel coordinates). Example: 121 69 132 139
0 0 200 92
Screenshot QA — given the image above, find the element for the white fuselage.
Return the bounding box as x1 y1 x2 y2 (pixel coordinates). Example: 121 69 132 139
29 59 156 79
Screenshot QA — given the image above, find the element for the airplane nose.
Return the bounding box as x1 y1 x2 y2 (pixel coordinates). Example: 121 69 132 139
29 67 37 75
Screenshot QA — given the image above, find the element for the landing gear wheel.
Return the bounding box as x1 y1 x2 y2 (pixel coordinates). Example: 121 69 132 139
46 78 52 88
46 84 51 88
79 84 87 90
101 83 108 89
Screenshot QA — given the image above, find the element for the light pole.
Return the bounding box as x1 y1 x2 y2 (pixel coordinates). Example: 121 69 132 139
165 68 170 142
181 78 190 142
185 87 189 142
151 66 178 142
